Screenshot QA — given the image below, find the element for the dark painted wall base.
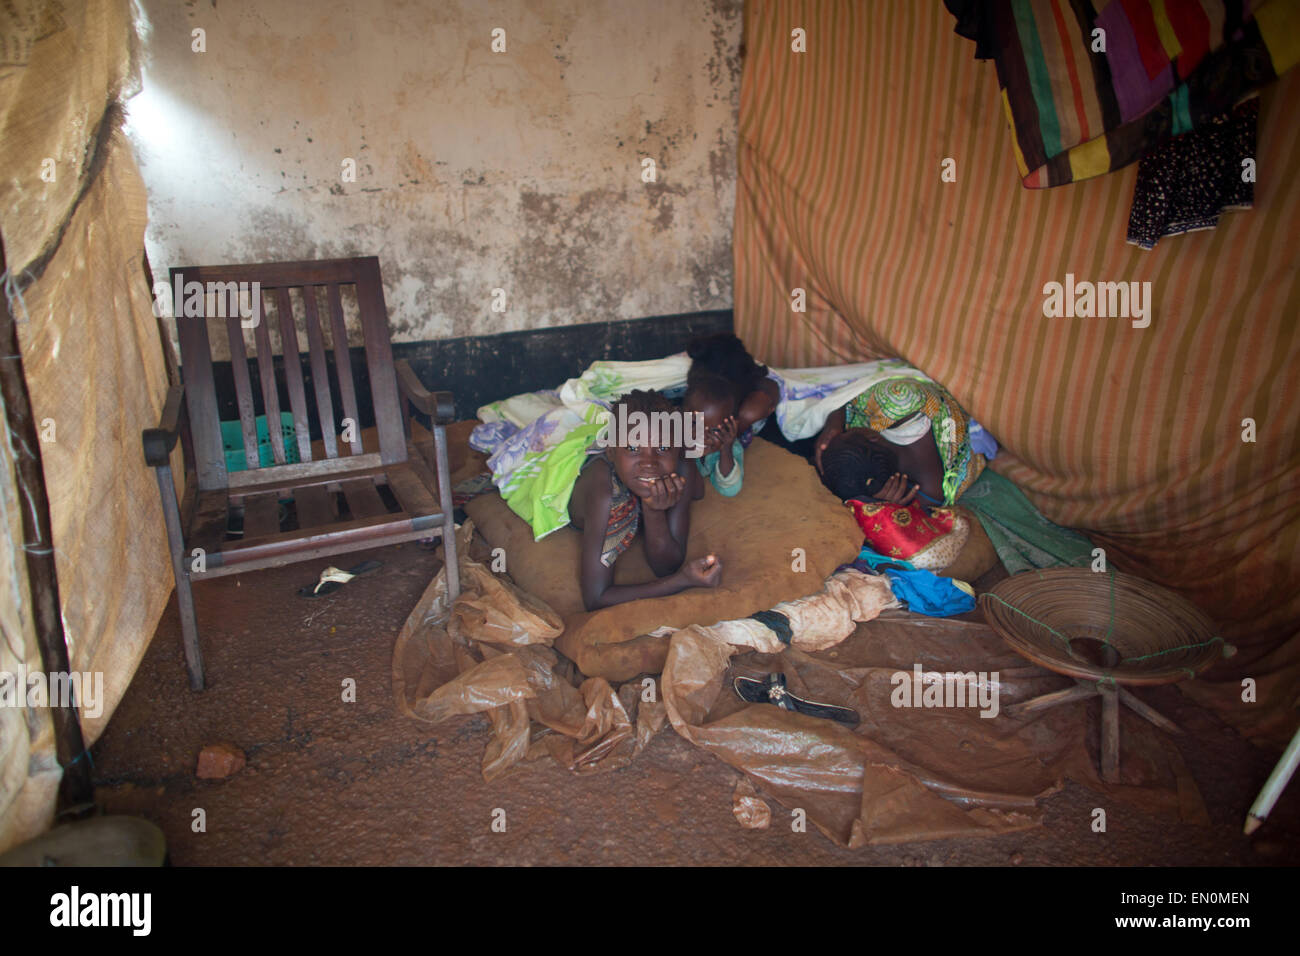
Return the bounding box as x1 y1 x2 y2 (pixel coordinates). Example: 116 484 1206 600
206 310 734 437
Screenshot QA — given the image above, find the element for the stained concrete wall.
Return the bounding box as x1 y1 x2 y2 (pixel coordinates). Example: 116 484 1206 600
127 0 743 348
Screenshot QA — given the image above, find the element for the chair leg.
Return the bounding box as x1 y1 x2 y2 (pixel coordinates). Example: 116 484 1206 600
153 464 205 689
432 422 460 602
174 567 205 691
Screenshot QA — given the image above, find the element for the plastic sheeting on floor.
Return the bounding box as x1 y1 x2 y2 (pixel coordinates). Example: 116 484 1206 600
394 527 1206 845
394 524 669 779
662 614 1208 846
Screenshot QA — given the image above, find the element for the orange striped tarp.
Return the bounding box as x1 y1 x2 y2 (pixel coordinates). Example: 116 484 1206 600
733 0 1300 745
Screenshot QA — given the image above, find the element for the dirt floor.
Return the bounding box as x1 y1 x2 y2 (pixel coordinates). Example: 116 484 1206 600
89 535 1299 867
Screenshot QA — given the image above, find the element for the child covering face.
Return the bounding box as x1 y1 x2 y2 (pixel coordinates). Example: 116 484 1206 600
682 373 744 496
815 377 985 508
568 389 723 611
685 333 779 442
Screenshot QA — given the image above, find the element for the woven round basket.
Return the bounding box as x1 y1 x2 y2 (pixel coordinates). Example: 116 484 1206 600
980 569 1227 686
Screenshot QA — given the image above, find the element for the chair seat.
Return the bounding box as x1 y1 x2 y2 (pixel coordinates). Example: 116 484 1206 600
186 453 445 578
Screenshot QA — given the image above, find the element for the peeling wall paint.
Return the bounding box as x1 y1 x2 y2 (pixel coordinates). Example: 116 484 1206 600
126 0 743 353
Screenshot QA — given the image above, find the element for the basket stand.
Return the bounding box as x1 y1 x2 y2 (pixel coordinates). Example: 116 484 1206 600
1009 679 1181 783
981 569 1228 786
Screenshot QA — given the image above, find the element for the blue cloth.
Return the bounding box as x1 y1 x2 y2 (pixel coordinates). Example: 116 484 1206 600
969 421 999 460
883 568 975 617
847 548 915 572
469 419 518 453
845 545 973 617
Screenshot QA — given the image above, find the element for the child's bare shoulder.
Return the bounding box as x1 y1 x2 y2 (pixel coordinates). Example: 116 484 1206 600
574 454 611 488
571 455 613 522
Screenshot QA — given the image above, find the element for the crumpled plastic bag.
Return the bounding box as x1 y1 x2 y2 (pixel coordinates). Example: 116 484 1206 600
542 678 633 772
449 563 564 647
393 520 664 780
733 778 772 829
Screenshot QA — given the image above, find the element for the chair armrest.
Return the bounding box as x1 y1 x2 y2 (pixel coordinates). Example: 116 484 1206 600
142 384 185 467
395 359 454 424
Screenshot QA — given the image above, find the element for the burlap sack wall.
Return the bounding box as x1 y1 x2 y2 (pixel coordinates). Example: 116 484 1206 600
1 0 135 269
0 0 176 853
0 382 58 853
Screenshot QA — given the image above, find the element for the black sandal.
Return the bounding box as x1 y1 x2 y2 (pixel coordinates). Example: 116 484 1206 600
733 672 860 726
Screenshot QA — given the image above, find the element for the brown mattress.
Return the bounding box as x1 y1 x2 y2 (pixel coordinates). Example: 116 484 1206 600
458 428 979 680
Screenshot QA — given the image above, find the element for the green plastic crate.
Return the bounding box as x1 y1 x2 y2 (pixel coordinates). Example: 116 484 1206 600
220 412 300 472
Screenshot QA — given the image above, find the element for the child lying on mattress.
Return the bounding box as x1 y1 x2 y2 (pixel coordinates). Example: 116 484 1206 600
685 333 779 436
680 333 780 497
682 374 745 496
815 375 1097 575
816 376 983 507
569 389 724 610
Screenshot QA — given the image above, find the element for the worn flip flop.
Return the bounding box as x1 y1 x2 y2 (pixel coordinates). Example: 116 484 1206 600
297 559 384 598
733 672 861 726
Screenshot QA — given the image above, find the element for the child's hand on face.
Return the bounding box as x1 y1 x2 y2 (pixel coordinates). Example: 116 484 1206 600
707 416 738 452
679 553 722 588
638 473 686 511
872 473 920 505
701 420 723 454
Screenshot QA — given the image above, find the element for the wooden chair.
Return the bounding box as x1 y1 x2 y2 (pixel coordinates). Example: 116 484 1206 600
142 256 459 690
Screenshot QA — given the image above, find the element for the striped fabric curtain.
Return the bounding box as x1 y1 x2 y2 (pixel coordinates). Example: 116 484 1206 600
733 0 1300 744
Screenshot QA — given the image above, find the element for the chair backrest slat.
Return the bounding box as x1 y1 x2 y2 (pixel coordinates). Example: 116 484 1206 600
224 315 260 468
250 295 288 466
301 287 339 459
274 286 313 463
326 283 363 456
171 257 406 491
